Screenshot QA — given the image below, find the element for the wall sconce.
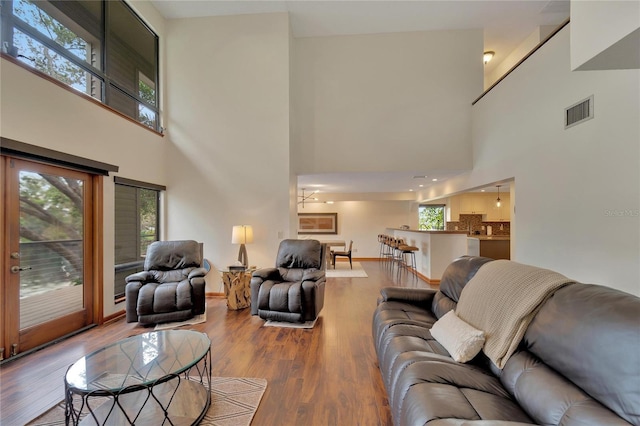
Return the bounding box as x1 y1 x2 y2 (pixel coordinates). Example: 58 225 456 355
231 225 253 268
496 185 502 207
483 51 495 65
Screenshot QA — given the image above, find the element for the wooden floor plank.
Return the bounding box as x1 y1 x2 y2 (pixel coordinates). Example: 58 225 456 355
0 260 435 425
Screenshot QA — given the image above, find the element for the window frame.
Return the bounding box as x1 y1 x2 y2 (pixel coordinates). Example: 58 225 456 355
418 204 446 231
113 176 164 301
0 0 160 132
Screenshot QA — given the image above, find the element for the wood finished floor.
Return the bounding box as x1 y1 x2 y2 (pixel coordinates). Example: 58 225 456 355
0 260 435 425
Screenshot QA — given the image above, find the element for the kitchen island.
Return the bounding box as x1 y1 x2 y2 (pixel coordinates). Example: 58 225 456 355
467 235 511 260
388 229 469 283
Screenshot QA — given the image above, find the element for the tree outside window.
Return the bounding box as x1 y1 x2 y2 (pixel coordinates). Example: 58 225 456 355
418 205 445 230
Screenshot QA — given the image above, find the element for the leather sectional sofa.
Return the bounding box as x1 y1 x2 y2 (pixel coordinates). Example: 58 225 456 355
373 256 639 425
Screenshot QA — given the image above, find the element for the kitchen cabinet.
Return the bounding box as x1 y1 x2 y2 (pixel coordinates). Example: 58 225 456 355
486 194 510 221
448 196 461 221
459 193 487 215
479 238 510 260
448 193 511 222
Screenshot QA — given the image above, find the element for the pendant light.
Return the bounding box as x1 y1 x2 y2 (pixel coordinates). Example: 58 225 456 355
496 185 501 207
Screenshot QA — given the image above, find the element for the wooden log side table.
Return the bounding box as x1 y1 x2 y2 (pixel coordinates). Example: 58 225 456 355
221 269 253 310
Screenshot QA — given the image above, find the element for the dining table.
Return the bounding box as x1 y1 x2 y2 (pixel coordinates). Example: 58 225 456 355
321 240 345 268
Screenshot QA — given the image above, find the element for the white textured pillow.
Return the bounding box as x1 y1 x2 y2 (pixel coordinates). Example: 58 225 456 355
431 310 485 363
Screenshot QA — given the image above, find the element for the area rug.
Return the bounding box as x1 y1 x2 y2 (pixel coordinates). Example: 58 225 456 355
27 377 267 426
263 318 317 329
325 261 368 278
154 311 207 331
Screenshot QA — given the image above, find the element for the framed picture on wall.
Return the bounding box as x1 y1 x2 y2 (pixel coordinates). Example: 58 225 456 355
298 213 338 234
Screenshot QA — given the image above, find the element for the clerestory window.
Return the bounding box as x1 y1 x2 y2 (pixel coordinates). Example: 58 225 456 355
1 0 159 131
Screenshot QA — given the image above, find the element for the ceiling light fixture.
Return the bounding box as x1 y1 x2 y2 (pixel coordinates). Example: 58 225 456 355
483 51 495 65
496 185 502 207
298 188 318 208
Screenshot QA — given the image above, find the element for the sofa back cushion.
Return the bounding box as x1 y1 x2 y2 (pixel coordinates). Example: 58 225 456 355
145 240 201 271
276 239 323 270
500 351 631 425
522 283 640 425
432 256 493 318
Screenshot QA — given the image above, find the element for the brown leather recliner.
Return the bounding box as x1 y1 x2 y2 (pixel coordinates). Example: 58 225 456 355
250 239 326 323
125 240 209 325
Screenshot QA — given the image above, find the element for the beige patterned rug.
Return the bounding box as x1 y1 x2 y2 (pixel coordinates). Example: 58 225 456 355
326 261 368 278
154 310 207 331
27 377 266 426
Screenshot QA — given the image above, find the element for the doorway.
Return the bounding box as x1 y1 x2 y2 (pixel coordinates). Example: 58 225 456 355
1 156 99 360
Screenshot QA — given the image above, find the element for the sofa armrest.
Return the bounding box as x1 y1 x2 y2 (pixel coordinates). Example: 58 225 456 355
252 267 281 281
379 287 437 305
125 271 151 283
188 267 208 280
302 270 325 282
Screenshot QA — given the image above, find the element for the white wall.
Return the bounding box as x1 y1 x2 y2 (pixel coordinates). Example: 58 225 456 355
571 0 640 70
164 13 292 292
291 29 482 176
297 200 416 259
0 59 167 317
423 26 640 295
484 26 557 90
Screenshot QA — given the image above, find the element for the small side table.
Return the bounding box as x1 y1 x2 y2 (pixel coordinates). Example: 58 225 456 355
221 269 254 310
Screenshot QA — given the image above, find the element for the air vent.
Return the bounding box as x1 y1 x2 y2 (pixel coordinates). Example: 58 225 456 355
565 95 594 129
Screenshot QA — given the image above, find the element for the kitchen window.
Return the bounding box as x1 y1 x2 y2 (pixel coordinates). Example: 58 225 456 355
0 0 160 131
418 204 445 230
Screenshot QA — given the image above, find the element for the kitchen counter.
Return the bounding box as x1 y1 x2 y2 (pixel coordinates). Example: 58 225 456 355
468 235 510 241
388 229 469 235
388 229 468 282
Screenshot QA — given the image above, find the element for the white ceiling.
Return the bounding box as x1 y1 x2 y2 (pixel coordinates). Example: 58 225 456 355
150 0 569 193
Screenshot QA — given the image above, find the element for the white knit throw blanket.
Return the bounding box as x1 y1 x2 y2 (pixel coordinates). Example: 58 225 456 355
456 260 574 368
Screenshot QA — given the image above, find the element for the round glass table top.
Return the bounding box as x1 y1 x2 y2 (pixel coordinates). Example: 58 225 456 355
65 330 210 393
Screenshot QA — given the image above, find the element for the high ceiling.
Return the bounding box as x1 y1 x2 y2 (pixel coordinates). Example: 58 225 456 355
150 0 569 193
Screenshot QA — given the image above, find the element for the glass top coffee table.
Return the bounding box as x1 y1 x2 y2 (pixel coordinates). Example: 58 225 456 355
65 330 211 425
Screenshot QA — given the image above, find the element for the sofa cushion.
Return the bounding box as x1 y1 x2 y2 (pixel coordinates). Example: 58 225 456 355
144 240 201 271
276 239 322 269
501 351 631 425
438 256 494 303
456 260 574 368
431 310 485 363
523 283 640 425
393 359 533 425
150 268 192 284
373 300 438 354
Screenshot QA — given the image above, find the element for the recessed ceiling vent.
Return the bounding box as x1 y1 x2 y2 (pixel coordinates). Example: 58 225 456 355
565 95 594 129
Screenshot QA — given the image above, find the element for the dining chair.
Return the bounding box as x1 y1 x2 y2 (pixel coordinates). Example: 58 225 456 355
332 240 353 269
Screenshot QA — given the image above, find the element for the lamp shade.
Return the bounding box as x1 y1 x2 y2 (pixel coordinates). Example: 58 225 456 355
232 225 254 244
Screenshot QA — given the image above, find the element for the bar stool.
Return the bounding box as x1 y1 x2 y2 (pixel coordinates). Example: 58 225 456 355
397 242 419 273
391 238 406 269
382 235 395 262
378 234 387 259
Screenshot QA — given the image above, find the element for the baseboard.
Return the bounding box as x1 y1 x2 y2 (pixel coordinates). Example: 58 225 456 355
104 310 125 324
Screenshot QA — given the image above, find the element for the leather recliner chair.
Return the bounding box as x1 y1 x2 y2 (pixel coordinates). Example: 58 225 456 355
125 240 209 325
250 239 326 323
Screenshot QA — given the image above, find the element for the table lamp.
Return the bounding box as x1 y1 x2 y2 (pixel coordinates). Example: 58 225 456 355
231 225 253 268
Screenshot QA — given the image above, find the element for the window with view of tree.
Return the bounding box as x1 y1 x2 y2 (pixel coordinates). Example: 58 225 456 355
418 205 445 230
114 178 164 300
0 0 159 130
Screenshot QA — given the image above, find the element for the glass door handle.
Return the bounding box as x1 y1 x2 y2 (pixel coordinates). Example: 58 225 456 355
10 265 32 273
